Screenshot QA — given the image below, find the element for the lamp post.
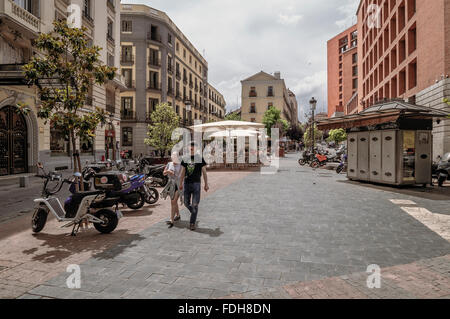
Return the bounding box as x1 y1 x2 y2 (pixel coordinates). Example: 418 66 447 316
309 97 317 155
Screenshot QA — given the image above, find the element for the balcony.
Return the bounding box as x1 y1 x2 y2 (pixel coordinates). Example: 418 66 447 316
175 92 182 101
145 113 154 123
121 55 134 64
167 65 173 75
183 77 188 85
148 57 161 68
106 103 115 114
176 71 181 80
249 91 257 98
121 110 136 121
147 81 161 91
107 34 115 45
0 0 41 35
107 0 115 12
82 10 94 24
0 63 27 85
189 81 193 89
147 32 162 43
124 80 135 89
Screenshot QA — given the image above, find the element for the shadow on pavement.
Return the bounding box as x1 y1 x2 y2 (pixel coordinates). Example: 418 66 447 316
173 220 224 237
25 230 145 263
339 180 450 201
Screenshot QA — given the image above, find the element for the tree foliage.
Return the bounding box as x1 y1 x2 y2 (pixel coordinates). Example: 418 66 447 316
225 112 242 121
327 128 347 145
145 103 181 157
262 106 290 136
303 125 324 148
22 21 116 179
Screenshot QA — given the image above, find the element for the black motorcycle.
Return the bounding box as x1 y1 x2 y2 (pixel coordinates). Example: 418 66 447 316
436 153 450 187
135 158 168 187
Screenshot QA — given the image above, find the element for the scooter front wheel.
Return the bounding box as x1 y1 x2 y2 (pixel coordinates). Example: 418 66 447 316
144 187 159 205
94 209 119 234
32 207 48 233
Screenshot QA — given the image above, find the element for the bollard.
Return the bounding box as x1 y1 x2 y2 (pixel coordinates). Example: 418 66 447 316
19 176 29 188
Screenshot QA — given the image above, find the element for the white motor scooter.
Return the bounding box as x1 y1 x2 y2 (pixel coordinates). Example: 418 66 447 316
32 164 123 236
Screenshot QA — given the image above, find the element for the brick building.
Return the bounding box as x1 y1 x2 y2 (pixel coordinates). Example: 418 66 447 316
327 25 358 117
356 0 450 157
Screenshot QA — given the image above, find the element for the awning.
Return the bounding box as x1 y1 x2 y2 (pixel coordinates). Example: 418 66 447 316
317 100 449 131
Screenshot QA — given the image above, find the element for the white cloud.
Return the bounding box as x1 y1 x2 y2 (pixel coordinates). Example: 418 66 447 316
278 13 303 26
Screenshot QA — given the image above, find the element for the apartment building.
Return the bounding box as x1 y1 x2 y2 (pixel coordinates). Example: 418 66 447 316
241 71 298 126
208 84 226 122
120 4 225 156
0 0 123 175
327 25 359 117
357 0 450 157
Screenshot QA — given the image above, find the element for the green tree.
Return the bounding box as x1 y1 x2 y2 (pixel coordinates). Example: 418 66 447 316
225 112 242 121
22 21 116 189
262 106 289 136
303 125 323 148
327 128 347 145
145 103 180 157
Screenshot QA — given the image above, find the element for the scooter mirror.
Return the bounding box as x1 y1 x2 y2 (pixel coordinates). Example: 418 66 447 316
73 172 82 178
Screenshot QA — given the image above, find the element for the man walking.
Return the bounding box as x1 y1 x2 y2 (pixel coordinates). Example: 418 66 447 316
179 142 209 231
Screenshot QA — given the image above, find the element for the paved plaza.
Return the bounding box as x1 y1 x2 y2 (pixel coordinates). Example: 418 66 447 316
0 154 449 299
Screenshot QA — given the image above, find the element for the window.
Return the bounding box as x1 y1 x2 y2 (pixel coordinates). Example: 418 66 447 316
83 0 92 19
149 98 159 113
107 19 114 41
249 87 257 97
122 128 133 147
168 33 172 45
122 69 133 88
352 53 357 64
122 20 132 33
121 97 133 113
80 136 93 154
353 78 358 89
250 103 256 113
176 42 179 51
268 86 274 97
50 122 70 156
121 46 133 63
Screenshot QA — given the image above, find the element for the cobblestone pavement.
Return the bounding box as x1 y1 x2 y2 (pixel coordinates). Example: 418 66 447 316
2 154 450 299
0 171 250 299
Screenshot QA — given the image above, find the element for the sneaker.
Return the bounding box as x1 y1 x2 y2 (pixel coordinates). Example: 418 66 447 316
190 224 196 231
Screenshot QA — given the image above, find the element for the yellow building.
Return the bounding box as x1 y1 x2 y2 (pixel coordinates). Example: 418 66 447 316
241 71 298 126
120 4 226 156
0 0 124 175
207 84 226 122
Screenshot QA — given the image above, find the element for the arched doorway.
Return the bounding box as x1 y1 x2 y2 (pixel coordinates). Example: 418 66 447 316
0 106 28 176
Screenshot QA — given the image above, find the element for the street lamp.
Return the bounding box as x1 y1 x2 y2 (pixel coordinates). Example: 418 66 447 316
309 97 317 154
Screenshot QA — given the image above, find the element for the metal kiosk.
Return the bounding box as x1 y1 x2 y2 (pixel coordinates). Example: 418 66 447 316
317 100 449 186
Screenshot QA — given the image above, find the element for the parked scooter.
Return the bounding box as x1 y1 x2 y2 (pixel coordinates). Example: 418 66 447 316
336 154 348 174
436 153 450 187
32 164 122 236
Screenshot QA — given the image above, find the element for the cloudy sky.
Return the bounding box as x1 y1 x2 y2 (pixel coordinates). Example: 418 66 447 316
121 0 359 122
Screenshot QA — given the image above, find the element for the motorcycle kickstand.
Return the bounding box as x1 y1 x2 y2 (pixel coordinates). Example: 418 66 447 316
71 223 81 237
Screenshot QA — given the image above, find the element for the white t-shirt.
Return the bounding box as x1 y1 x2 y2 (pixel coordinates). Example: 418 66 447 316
166 162 182 185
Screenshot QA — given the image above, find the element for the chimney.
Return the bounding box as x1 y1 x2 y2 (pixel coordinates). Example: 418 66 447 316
274 72 281 80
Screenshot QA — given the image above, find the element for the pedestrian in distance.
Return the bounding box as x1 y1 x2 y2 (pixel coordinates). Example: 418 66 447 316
163 152 182 228
179 142 209 231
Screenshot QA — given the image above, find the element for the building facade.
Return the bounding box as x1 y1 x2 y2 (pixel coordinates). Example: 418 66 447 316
327 24 358 117
0 0 123 175
207 84 226 122
356 0 450 157
241 71 298 126
119 4 225 157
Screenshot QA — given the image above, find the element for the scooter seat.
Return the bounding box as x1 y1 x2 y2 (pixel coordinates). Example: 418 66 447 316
71 190 104 200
